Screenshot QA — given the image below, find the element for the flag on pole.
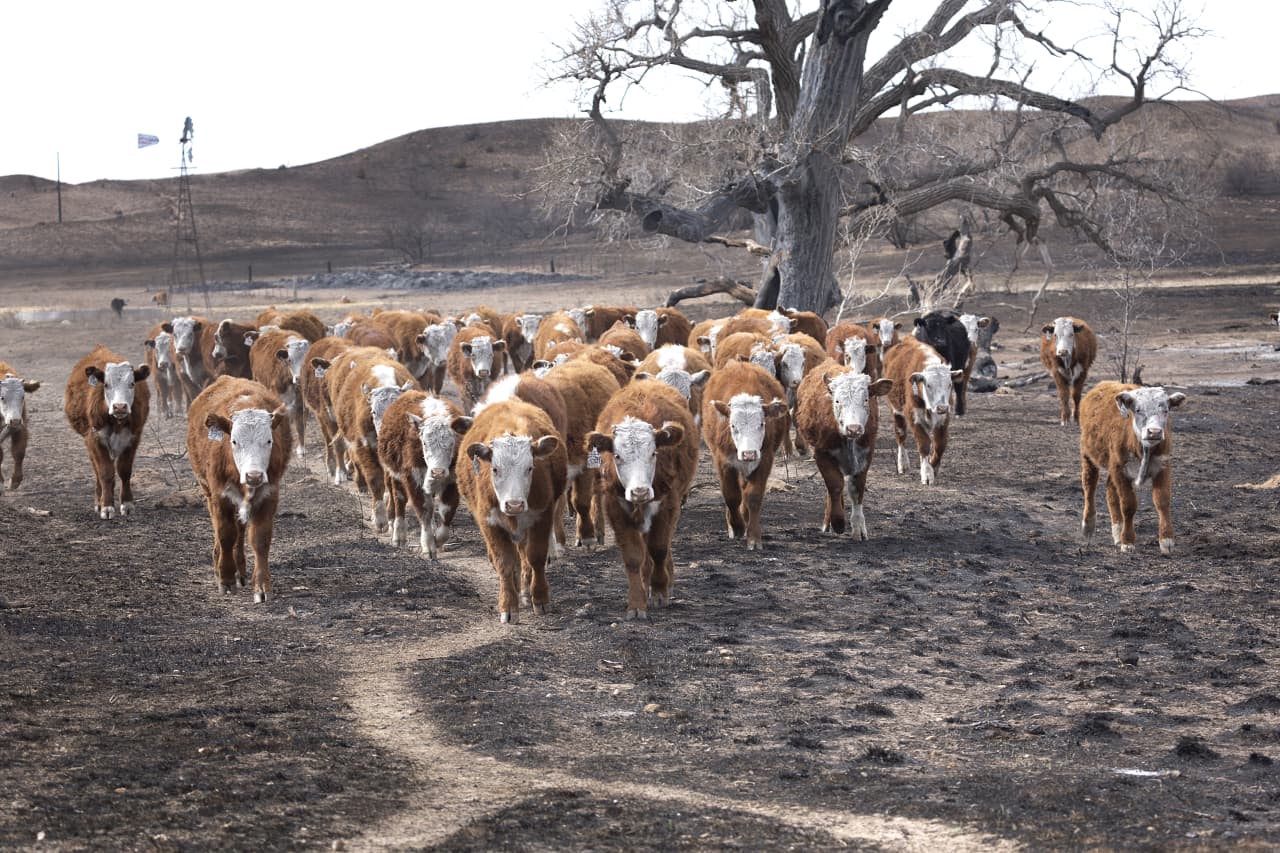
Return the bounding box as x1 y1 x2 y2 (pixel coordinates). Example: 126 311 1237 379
137 133 160 148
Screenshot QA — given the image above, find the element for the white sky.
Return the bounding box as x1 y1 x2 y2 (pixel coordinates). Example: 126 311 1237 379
2 1 1271 185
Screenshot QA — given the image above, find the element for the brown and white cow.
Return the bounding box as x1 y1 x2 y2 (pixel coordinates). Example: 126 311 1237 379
164 315 215 401
824 321 882 380
533 311 585 360
581 305 638 342
456 399 567 623
654 307 694 348
187 376 292 602
713 332 778 374
883 337 962 485
779 308 828 346
598 321 651 363
250 328 311 457
868 317 902 353
143 323 183 417
447 325 507 412
701 361 790 550
209 319 257 380
635 345 712 421
301 337 354 483
64 345 151 519
378 391 467 557
1040 316 1098 425
588 379 699 620
796 361 893 538
1080 381 1187 555
414 320 458 394
0 360 39 496
774 332 829 456
689 317 730 359
256 307 326 342
501 313 543 374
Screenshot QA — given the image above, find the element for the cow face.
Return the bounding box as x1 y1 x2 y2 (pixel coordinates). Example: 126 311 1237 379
365 382 413 436
516 314 542 342
588 416 684 504
208 408 284 487
145 331 176 371
825 372 892 438
275 337 311 384
840 336 868 373
468 433 561 516
459 335 501 378
630 310 662 348
712 393 788 464
958 314 990 347
332 320 355 338
418 322 458 366
909 364 960 418
0 376 38 428
766 310 793 334
636 367 709 400
211 320 234 361
875 318 900 348
1116 387 1187 448
90 362 149 419
748 344 778 377
1043 317 1082 362
409 398 463 496
777 343 807 389
169 317 201 356
567 308 588 332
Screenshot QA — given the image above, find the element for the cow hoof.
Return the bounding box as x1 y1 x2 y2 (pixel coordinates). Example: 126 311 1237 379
219 584 233 595
1159 538 1174 555
520 592 532 608
747 540 760 551
119 501 134 517
500 611 519 624
625 609 648 622
253 591 267 604
533 603 547 616
854 527 869 542
1119 543 1135 554
649 593 669 609
99 506 115 520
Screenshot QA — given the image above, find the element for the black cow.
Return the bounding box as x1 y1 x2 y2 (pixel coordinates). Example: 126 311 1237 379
110 298 127 320
913 311 971 416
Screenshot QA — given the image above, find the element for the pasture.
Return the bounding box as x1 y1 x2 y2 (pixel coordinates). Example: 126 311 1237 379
1 279 1278 851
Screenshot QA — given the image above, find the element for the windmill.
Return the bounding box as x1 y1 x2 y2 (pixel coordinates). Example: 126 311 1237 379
170 116 208 311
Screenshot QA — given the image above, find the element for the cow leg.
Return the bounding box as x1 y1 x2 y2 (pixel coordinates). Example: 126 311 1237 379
520 513 553 615
612 522 653 621
0 435 6 495
646 511 676 608
715 463 746 541
1071 377 1086 424
780 412 796 458
87 440 116 519
954 379 967 417
743 468 768 551
549 493 567 559
248 497 278 603
352 444 387 531
481 531 522 623
433 483 460 558
1055 374 1071 426
892 411 909 475
927 426 948 480
570 471 597 547
387 477 408 546
116 442 139 517
1110 468 1139 552
292 402 307 458
814 451 846 534
791 409 809 457
405 480 435 558
911 422 935 485
1152 468 1175 554
212 502 240 592
7 428 25 491
845 466 870 541
1104 475 1124 546
1080 458 1100 542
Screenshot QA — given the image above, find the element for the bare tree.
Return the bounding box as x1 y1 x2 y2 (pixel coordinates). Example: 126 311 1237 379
544 0 1206 314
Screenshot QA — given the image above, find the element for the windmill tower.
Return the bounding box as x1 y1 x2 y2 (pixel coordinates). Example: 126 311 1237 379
170 116 208 311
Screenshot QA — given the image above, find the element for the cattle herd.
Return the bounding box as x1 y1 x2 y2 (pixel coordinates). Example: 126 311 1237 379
0 301 1195 622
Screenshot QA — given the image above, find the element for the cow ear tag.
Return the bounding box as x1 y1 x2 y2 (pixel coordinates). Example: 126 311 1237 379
314 365 327 378
587 448 602 469
88 375 99 387
208 427 225 441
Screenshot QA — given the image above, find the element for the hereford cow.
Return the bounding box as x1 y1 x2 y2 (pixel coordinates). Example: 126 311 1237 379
636 345 712 420
689 317 730 359
883 337 962 485
301 337 354 483
588 379 699 619
701 361 789 550
824 321 881 379
796 361 893 538
415 320 458 394
1080 382 1187 554
461 305 504 337
64 345 151 519
164 315 214 402
913 311 971 416
502 313 543 373
1040 316 1098 425
0 361 39 496
209 319 257 379
533 311 584 360
143 324 183 417
581 305 638 341
957 313 992 399
713 332 778 374
542 359 622 547
869 317 902 353
598 321 651 362
775 332 828 455
187 376 292 602
368 310 435 378
654 307 693 348
625 309 669 350
779 308 828 345
378 391 467 557
456 399 567 623
447 326 507 412
250 328 311 457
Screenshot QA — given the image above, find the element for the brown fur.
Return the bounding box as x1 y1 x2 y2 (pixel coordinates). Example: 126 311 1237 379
254 308 324 342
186 376 292 601
713 331 775 371
824 321 883 379
688 317 729 355
461 305 503 337
775 332 829 455
701 361 789 550
63 345 151 518
143 322 184 417
781 309 828 345
533 311 584 360
447 326 507 412
162 315 215 402
883 337 955 483
1039 317 1098 425
636 345 712 419
250 328 310 455
598 321 650 362
654 307 693 347
209 319 257 380
715 315 776 343
588 380 699 618
377 391 465 559
501 313 539 373
574 345 636 388
542 359 622 547
301 337 354 483
343 320 398 351
582 305 637 341
456 400 568 622
368 310 435 378
0 360 39 493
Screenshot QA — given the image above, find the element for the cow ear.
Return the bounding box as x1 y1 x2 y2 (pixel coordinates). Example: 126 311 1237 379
132 365 151 382
466 442 491 462
460 343 473 357
696 336 712 351
765 398 789 417
656 313 669 327
1167 392 1188 408
416 333 427 345
161 322 174 333
144 339 156 351
655 421 684 447
1115 391 1136 416
977 317 991 328
311 357 331 371
22 380 40 393
893 321 902 330
950 370 964 381
276 349 289 361
205 413 232 435
492 340 506 352
1073 323 1085 334
450 415 474 436
85 366 106 385
914 317 926 328
711 400 730 418
361 383 372 399
400 380 414 391
689 370 710 387
270 406 289 431
870 378 894 397
408 413 424 429
1041 324 1054 340
532 360 553 372
533 434 560 457
623 316 636 328
585 431 613 454
245 333 258 347
583 307 596 316
192 321 203 332
909 371 926 387
634 371 654 382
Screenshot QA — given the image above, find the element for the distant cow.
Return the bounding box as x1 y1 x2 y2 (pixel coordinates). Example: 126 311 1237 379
912 311 970 416
883 337 961 486
378 391 467 558
588 379 699 620
143 324 183 417
447 326 506 412
1039 316 1097 425
152 290 170 308
110 298 127 320
1080 381 1187 554
187 376 292 602
64 345 151 519
502 313 543 374
0 360 39 496
869 317 902 353
456 399 567 623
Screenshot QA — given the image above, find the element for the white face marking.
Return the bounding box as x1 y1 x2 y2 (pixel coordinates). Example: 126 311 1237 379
609 417 661 504
841 337 868 373
487 434 536 515
778 344 806 388
102 362 139 417
766 311 792 334
517 314 542 340
748 345 777 376
632 310 660 348
414 398 457 494
422 322 457 365
653 367 694 399
567 308 587 331
725 393 768 464
601 344 625 359
828 372 873 438
911 363 955 420
463 335 496 377
332 320 354 338
151 331 175 370
283 338 310 384
959 314 981 346
0 378 26 426
1050 317 1076 361
228 409 275 485
876 319 896 347
212 321 232 360
655 345 687 370
170 317 199 355
707 324 724 357
368 386 406 435
1118 386 1180 448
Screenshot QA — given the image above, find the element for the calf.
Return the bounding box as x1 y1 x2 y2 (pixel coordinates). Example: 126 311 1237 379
599 322 650 362
0 360 39 496
689 317 730 359
1080 382 1187 555
250 328 311 457
542 359 622 547
1040 316 1097 425
165 315 214 402
378 391 467 558
625 309 670 350
110 298 127 320
188 376 292 602
456 399 567 623
779 308 828 345
701 361 789 550
63 345 151 519
883 337 962 485
210 319 257 379
369 310 435 378
587 380 699 620
913 311 971 415
775 332 828 455
152 290 170 308
415 320 457 394
301 337 354 483
502 313 543 373
447 326 506 412
636 345 711 420
957 313 992 399
824 321 881 379
713 332 777 374
869 317 902 353
143 324 183 417
796 361 893 538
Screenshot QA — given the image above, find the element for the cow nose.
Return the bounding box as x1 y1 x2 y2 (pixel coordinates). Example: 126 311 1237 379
244 470 266 487
502 499 526 515
627 486 652 504
1145 427 1163 441
111 403 129 416
935 404 949 415
429 467 449 480
739 450 759 462
844 423 863 437
477 369 490 379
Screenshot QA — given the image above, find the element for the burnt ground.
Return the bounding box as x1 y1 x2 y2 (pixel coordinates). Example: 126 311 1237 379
1 281 1278 852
